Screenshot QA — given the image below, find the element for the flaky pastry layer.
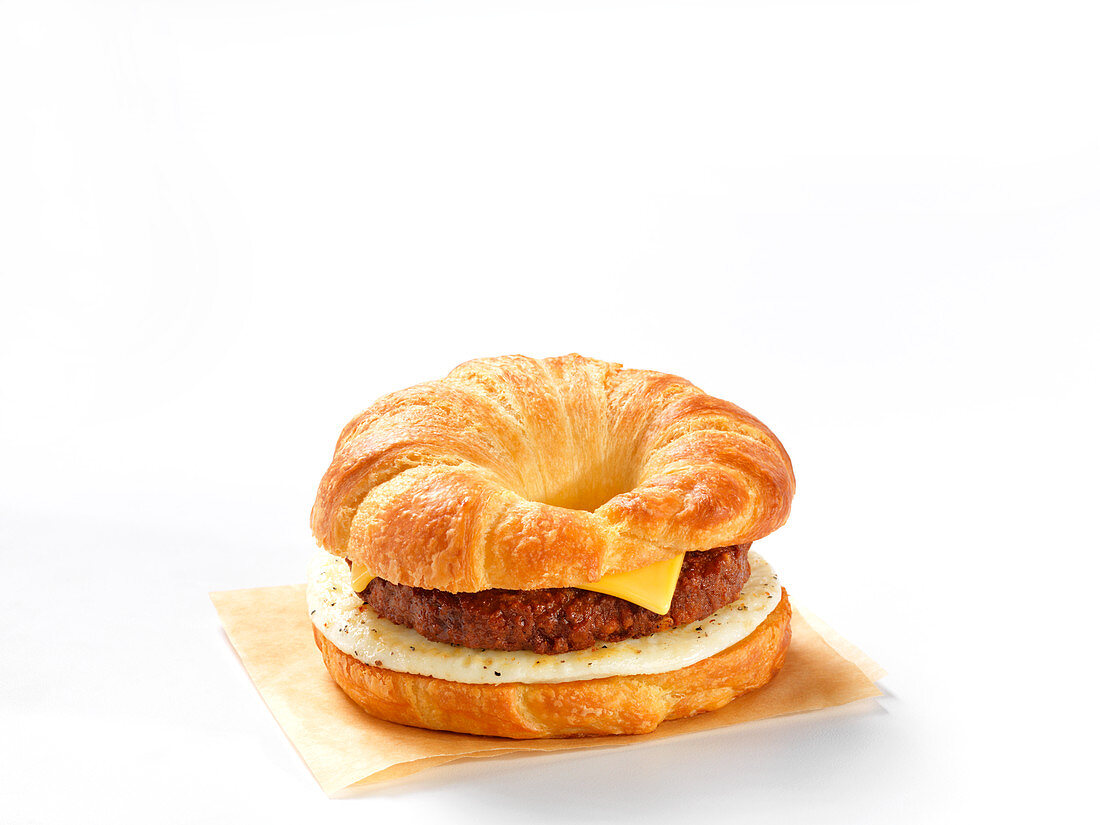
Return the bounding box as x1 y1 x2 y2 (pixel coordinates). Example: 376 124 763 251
311 354 794 591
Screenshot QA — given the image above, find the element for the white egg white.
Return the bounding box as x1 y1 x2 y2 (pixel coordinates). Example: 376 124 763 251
308 549 782 685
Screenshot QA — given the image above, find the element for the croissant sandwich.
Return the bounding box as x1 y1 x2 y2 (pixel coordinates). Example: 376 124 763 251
308 354 796 738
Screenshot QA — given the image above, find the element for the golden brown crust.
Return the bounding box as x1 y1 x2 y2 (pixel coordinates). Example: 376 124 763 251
314 590 792 739
311 354 794 591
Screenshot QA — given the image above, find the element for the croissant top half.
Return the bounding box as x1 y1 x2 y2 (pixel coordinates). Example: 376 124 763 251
311 354 794 592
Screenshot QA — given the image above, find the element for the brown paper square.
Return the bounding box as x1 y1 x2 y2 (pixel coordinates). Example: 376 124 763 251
210 584 884 795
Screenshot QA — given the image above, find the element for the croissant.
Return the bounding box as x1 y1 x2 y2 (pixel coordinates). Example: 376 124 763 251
308 354 796 738
311 354 794 591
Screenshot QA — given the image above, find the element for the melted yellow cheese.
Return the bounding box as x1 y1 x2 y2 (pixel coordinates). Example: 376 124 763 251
576 552 686 615
348 553 686 615
350 562 374 592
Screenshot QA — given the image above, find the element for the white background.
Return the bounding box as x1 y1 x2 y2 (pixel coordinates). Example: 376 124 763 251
2 1 1097 822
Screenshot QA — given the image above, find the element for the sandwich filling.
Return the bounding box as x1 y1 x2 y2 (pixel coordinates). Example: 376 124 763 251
354 545 752 653
308 549 782 685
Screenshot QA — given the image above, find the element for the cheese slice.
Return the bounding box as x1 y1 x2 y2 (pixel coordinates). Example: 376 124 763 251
350 562 374 592
576 552 686 615
348 553 686 615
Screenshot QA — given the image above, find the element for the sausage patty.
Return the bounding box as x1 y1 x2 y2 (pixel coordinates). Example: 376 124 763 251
356 544 751 654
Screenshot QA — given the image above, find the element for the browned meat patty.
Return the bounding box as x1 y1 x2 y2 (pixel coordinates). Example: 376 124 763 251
356 544 751 654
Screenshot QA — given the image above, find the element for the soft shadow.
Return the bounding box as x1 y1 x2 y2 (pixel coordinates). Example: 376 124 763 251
334 698 910 816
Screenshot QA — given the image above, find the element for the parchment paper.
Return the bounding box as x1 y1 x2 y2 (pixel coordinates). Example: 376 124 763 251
210 584 884 795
